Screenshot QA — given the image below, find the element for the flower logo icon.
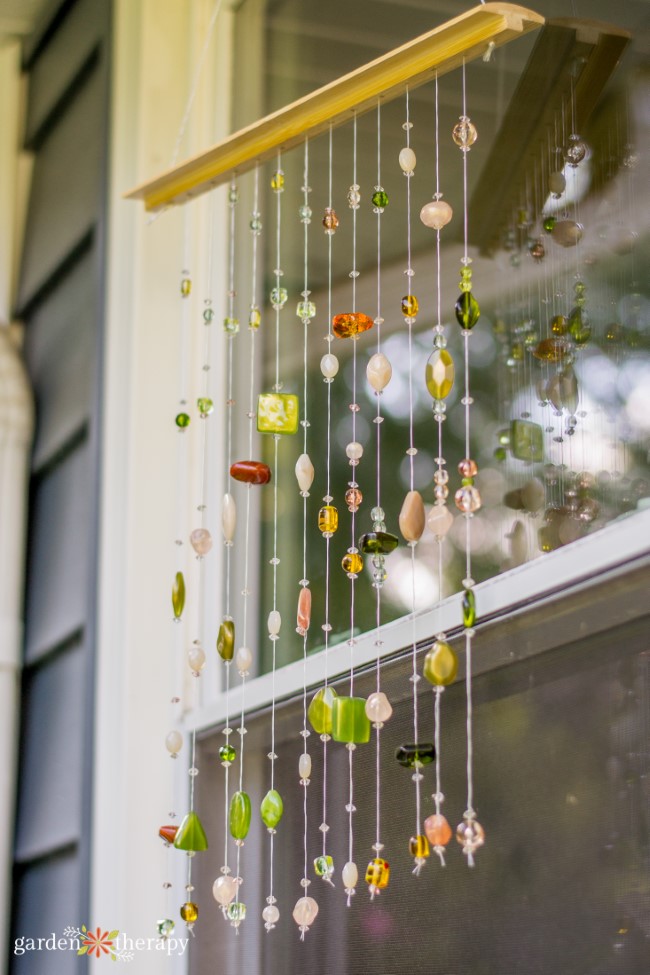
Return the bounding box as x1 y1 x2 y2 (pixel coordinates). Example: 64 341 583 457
77 926 119 960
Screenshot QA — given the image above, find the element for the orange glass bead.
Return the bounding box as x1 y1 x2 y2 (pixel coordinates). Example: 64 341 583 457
533 338 569 362
230 460 271 485
159 825 178 845
332 312 374 339
296 587 311 636
424 813 452 847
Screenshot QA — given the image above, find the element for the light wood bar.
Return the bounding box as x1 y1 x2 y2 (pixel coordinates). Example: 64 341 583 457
126 3 544 211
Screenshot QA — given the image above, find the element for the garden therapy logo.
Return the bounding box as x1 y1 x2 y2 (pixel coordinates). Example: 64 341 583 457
13 926 189 960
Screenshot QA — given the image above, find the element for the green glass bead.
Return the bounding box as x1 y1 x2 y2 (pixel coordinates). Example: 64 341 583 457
371 189 389 210
462 588 476 628
510 419 544 462
425 348 455 400
568 306 591 346
217 620 234 661
223 317 240 335
494 446 507 462
257 392 299 435
229 791 251 840
543 215 556 232
308 685 337 735
172 572 185 619
157 919 174 938
297 300 316 322
173 811 208 852
395 742 435 768
455 292 480 330
359 531 398 555
197 397 213 417
219 744 236 764
331 696 371 744
423 640 458 686
175 412 190 430
314 854 334 879
250 215 262 234
270 287 288 310
203 307 214 324
260 789 284 830
249 306 261 329
460 266 472 281
180 277 191 298
299 205 312 224
226 902 246 923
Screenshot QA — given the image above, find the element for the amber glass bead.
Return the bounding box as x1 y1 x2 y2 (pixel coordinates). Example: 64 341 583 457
533 337 569 362
395 742 435 768
219 744 236 764
260 789 284 830
174 811 208 852
455 292 480 330
308 685 337 735
318 504 338 537
322 207 339 233
172 572 185 619
452 116 477 149
409 834 430 859
175 412 190 429
331 696 371 744
217 619 235 661
462 589 476 628
510 419 544 462
359 531 398 555
230 460 271 484
424 813 452 847
345 487 363 512
401 295 419 318
342 552 363 576
365 858 390 889
423 640 458 686
159 825 178 845
332 312 374 339
296 586 311 636
257 392 299 435
229 791 251 840
425 349 454 400
180 902 198 924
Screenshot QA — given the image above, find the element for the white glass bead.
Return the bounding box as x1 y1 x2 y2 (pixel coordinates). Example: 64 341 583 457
188 646 206 672
292 896 319 927
399 146 416 174
427 504 454 537
165 730 183 755
320 353 339 379
420 199 453 230
346 442 363 461
262 904 280 925
295 453 315 493
222 493 236 542
189 528 212 556
365 691 392 724
267 610 281 636
366 352 392 392
235 645 253 675
212 875 237 906
342 861 358 889
299 753 312 780
549 171 566 195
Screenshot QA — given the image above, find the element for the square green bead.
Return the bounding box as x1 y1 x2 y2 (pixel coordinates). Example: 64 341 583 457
331 696 371 744
257 393 299 435
510 419 544 462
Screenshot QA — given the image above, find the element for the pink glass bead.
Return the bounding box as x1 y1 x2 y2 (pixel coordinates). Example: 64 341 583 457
189 528 212 556
455 485 482 514
458 458 478 478
296 587 311 636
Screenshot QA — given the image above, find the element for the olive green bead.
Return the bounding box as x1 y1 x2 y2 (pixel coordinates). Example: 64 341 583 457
455 291 480 330
423 640 458 686
229 791 251 840
260 789 284 830
172 572 185 619
308 686 337 735
462 589 476 628
217 619 235 661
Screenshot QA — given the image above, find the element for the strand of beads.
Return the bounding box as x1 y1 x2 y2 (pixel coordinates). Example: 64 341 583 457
311 123 337 894
363 100 395 901
453 61 485 868
421 71 456 867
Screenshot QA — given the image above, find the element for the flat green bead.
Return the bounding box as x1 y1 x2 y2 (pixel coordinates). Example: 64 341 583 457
331 696 371 744
510 419 544 462
257 392 299 435
359 531 399 555
173 811 208 852
423 640 458 686
229 791 251 840
260 789 284 829
308 685 337 735
462 589 476 628
455 291 480 330
172 572 185 619
217 620 235 661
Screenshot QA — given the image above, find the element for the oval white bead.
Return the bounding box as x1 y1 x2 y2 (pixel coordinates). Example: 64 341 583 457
366 352 392 392
165 730 183 754
320 353 339 379
342 861 358 889
399 146 416 173
267 610 281 636
262 904 280 924
295 453 315 493
299 753 312 779
427 503 454 537
365 691 392 723
420 199 453 230
346 441 363 461
235 645 253 675
212 875 237 906
222 493 236 542
292 896 319 927
188 646 206 672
